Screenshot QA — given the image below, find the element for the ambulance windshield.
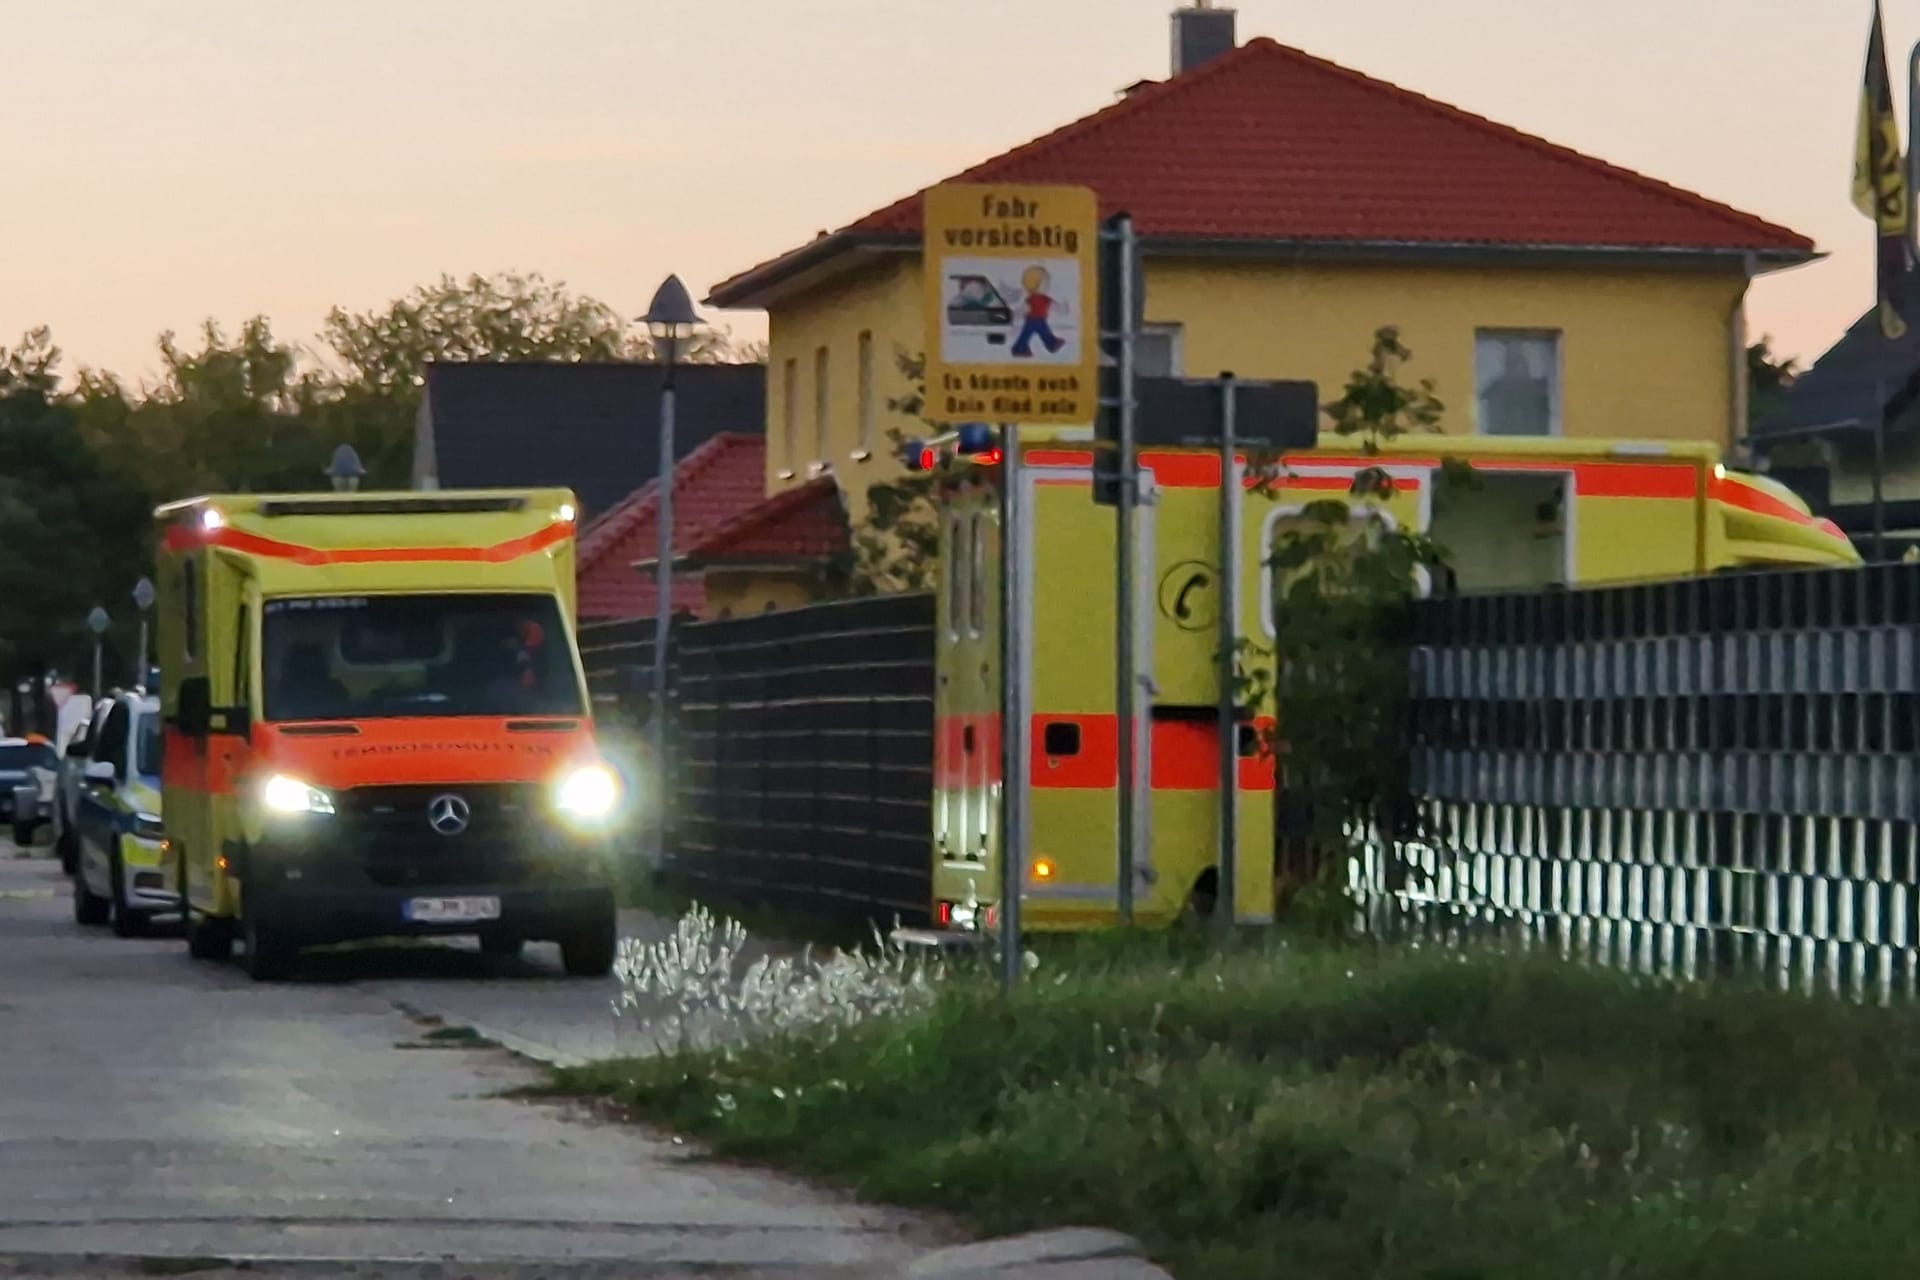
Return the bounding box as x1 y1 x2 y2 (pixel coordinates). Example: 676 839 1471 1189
261 594 582 722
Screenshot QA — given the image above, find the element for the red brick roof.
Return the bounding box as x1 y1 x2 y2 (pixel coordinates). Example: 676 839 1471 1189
710 37 1814 305
677 475 848 566
576 433 768 621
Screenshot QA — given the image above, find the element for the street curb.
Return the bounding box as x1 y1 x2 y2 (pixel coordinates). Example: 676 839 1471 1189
385 1000 593 1072
0 1250 879 1277
903 1229 1166 1278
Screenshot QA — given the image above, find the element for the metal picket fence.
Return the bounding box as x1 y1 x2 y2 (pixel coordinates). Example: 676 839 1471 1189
1359 565 1920 1000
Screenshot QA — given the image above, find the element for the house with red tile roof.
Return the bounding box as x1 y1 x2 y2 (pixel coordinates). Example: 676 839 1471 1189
575 433 850 622
708 5 1818 519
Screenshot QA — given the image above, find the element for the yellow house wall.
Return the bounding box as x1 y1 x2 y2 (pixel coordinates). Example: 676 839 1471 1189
752 252 1748 525
1147 259 1746 450
758 257 922 528
700 571 819 620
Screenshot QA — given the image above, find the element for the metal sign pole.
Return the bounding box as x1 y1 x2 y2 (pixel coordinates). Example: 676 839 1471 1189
1112 213 1140 926
998 424 1026 991
1215 374 1240 931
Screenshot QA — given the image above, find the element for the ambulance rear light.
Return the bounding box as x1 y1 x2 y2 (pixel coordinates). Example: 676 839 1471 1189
1030 856 1056 882
902 440 943 473
973 447 1004 467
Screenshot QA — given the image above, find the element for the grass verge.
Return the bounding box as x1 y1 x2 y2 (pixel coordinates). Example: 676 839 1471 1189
550 930 1920 1280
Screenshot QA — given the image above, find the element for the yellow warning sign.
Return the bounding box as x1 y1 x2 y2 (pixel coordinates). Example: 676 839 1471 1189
922 183 1100 426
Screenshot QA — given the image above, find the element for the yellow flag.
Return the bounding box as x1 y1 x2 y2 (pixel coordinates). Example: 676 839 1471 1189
1854 1 1911 338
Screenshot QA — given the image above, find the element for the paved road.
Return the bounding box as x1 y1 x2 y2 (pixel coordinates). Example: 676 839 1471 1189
0 850 940 1277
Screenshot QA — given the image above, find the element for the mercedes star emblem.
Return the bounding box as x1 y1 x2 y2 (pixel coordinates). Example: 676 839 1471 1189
427 793 471 836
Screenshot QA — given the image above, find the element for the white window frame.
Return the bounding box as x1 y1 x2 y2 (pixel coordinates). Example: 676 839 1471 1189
780 357 799 475
1473 328 1563 437
944 514 966 640
855 330 875 459
812 345 831 466
1135 322 1185 379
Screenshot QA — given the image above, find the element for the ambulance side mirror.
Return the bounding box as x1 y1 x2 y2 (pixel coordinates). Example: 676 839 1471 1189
176 677 212 738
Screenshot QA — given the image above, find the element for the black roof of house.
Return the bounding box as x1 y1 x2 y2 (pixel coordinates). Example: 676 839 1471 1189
417 362 766 521
1753 288 1920 442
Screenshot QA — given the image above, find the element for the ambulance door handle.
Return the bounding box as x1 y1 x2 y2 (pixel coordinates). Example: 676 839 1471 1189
963 725 976 754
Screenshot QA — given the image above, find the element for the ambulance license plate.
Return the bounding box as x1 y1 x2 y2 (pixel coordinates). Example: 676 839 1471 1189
404 896 502 923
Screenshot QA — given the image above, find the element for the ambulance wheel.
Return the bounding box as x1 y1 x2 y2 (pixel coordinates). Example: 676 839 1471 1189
1179 870 1219 926
12 818 33 847
559 902 617 978
109 851 149 938
242 902 293 982
72 866 110 927
178 861 234 962
187 914 234 962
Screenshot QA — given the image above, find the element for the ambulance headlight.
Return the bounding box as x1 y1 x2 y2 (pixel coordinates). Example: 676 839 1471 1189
262 774 336 816
555 764 620 824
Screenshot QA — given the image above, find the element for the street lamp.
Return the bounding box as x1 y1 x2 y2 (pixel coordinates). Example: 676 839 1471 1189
640 274 702 865
132 577 155 688
326 444 367 494
86 606 109 698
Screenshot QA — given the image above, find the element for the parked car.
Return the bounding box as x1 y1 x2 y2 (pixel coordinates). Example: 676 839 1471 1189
16 696 93 847
71 691 172 937
0 737 57 840
52 697 115 874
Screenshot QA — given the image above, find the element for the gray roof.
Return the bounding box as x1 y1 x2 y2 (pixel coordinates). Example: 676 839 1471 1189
415 362 765 521
1753 289 1920 440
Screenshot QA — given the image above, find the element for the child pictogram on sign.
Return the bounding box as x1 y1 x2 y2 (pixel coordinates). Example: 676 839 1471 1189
1011 265 1066 358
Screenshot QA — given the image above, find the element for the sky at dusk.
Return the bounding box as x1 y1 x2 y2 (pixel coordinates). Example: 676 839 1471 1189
0 0 1899 384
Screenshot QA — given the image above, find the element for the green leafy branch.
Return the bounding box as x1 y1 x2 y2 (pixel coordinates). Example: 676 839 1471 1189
1239 326 1464 899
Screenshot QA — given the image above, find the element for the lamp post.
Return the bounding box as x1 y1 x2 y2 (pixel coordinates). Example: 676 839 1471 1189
132 577 155 688
86 607 109 698
640 274 702 865
327 444 367 494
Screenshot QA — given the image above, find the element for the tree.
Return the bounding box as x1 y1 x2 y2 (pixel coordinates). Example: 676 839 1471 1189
0 380 152 681
1244 327 1460 905
845 349 940 595
70 317 328 501
314 271 759 485
0 328 62 400
1748 336 1801 429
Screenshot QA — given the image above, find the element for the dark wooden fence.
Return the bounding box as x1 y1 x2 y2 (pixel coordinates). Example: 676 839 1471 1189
579 594 936 926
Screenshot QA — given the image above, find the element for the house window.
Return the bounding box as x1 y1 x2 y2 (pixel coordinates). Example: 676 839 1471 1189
856 331 875 456
813 345 831 465
781 357 799 470
1475 329 1562 436
967 513 988 637
180 556 200 664
1136 323 1184 378
945 514 966 639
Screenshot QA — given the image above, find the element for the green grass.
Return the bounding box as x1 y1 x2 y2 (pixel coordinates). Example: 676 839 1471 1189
551 930 1920 1280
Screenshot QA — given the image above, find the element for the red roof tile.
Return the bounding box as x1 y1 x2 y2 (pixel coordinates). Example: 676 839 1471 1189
677 476 849 565
710 38 1813 304
575 433 768 621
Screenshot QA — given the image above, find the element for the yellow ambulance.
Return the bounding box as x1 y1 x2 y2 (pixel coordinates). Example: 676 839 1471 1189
153 488 624 980
921 433 1857 937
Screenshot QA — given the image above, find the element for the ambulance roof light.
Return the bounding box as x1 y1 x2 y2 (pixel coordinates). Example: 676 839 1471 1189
955 423 998 456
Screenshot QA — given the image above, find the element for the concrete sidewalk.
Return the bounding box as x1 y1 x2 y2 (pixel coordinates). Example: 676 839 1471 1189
367 917 1175 1280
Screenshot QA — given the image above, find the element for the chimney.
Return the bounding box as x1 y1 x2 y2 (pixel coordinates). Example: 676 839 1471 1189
1171 2 1236 77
